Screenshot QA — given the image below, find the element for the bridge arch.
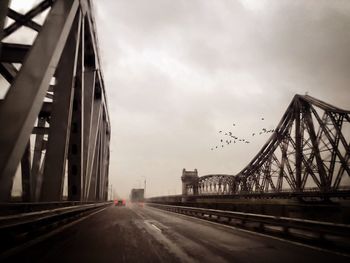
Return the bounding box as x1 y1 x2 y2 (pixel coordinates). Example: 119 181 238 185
182 170 236 196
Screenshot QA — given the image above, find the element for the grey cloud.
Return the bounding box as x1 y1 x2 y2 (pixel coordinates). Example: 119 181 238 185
95 0 350 198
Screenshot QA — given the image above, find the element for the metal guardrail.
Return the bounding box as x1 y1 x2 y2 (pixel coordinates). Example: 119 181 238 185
147 189 350 203
0 201 112 256
0 201 104 216
148 203 350 243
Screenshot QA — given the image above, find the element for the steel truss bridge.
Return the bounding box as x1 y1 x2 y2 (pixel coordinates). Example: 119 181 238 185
0 0 110 202
182 95 350 199
0 2 349 261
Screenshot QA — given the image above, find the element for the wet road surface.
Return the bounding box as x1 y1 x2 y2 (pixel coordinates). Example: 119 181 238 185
6 204 349 263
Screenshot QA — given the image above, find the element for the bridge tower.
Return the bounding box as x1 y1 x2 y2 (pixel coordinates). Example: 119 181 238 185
181 169 199 197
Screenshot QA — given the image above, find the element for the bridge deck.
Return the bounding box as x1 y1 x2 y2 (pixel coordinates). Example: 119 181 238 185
4 205 349 263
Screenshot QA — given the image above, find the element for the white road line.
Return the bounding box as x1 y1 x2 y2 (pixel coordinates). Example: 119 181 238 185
146 205 350 258
151 223 162 232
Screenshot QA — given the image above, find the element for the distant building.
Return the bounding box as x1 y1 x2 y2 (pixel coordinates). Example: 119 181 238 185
130 188 144 202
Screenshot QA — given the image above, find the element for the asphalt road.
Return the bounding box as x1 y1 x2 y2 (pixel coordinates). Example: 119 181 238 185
6 204 349 263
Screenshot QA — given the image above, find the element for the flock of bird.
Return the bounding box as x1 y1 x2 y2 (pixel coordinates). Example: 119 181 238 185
211 118 275 151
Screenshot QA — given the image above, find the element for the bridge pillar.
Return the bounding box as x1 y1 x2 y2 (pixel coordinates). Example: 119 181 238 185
181 169 198 202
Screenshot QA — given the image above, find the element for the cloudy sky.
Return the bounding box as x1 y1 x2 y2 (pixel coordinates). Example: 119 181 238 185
92 0 350 198
5 0 350 198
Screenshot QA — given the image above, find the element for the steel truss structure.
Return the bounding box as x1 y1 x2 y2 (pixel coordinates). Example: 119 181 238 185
0 0 110 202
186 95 350 197
236 94 350 194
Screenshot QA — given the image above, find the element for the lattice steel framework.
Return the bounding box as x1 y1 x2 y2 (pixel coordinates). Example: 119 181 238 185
184 95 349 197
0 0 110 202
236 95 350 195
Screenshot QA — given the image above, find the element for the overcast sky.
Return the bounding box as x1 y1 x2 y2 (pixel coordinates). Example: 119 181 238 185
5 0 350 198
92 0 350 198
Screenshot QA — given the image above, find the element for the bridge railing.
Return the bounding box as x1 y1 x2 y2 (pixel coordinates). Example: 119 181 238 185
0 201 112 258
148 203 350 251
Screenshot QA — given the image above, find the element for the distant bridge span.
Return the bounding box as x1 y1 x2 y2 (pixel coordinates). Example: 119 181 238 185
181 95 350 198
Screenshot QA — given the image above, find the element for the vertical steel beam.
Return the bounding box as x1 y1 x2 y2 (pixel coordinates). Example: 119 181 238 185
68 14 84 201
0 0 79 201
95 129 102 200
294 100 302 192
304 106 329 191
104 142 110 200
327 115 342 185
85 96 101 199
89 130 101 200
35 155 46 201
100 119 107 200
82 70 96 199
100 120 106 200
98 119 105 200
102 119 110 200
21 141 32 201
104 131 110 200
102 126 110 200
31 117 46 201
40 12 81 201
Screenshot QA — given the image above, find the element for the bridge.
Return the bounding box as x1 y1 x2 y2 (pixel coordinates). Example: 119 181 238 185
149 95 350 226
0 1 349 262
179 94 350 199
0 0 110 202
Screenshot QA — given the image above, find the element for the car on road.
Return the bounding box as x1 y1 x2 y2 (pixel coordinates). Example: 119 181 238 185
114 199 126 206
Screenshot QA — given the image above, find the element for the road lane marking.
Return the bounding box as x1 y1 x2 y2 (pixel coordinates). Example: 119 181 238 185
133 208 229 263
131 208 197 263
151 223 162 232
